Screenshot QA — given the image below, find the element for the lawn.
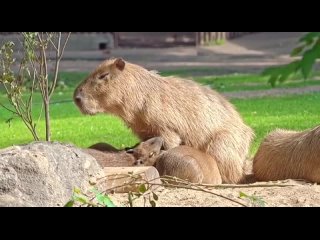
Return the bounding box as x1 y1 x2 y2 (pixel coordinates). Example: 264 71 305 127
1 70 320 156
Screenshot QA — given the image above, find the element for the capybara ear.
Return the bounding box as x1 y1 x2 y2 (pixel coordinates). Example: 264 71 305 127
146 137 164 147
114 58 125 71
126 148 135 154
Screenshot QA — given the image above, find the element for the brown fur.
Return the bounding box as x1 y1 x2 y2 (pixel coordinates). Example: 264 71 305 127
81 148 136 167
89 142 118 152
74 58 254 183
131 137 222 184
253 126 320 183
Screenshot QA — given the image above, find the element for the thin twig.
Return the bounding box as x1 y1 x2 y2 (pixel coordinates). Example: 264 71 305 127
96 173 248 207
49 32 71 98
207 184 297 189
59 32 71 59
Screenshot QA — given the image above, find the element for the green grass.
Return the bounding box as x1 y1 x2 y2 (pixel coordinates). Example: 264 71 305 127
233 93 320 154
1 70 320 156
0 101 139 149
161 70 320 92
196 75 320 92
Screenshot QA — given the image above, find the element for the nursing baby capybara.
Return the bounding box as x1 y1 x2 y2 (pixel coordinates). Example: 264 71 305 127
73 58 254 183
253 125 320 183
130 137 222 184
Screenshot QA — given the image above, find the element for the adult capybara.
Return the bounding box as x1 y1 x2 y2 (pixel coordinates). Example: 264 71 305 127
131 137 222 184
74 58 254 183
253 125 320 183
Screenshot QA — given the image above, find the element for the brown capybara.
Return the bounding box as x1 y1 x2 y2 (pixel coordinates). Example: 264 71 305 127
73 58 254 183
253 125 320 183
88 142 119 152
81 148 136 167
130 137 222 184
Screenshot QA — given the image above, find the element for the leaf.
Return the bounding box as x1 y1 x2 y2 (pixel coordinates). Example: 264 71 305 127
139 184 147 193
64 200 75 207
268 75 278 88
73 187 81 194
299 32 320 43
239 192 248 198
255 198 266 207
301 48 319 79
263 60 301 87
152 192 159 201
291 46 305 57
102 196 116 207
96 193 105 205
73 195 89 204
149 200 156 207
89 188 116 207
261 66 280 76
96 192 116 207
239 192 266 207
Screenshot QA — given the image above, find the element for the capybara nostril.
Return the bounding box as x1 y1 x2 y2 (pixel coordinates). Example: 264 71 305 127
74 88 83 105
74 95 82 105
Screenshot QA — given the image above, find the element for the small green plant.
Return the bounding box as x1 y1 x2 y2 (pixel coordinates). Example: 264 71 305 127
0 32 71 141
127 183 159 207
65 188 116 207
239 191 266 207
263 32 320 87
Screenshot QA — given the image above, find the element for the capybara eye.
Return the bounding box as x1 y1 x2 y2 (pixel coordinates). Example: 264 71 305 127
98 73 109 80
149 152 154 158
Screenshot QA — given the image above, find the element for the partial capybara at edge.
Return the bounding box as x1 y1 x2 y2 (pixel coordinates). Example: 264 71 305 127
253 125 320 183
73 58 254 183
131 137 222 184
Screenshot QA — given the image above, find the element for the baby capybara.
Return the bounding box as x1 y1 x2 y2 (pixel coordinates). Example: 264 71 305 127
130 137 222 184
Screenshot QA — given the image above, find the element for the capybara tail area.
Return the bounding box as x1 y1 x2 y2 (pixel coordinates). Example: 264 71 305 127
207 131 248 184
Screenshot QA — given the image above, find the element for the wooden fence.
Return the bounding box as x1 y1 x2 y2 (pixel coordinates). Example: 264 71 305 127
196 32 255 45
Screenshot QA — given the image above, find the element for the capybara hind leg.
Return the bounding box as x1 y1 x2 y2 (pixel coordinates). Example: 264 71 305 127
208 132 245 184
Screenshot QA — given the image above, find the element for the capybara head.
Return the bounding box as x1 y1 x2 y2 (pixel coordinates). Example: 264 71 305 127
73 58 127 115
127 137 164 166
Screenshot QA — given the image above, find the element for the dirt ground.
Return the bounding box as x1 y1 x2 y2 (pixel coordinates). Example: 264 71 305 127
110 180 320 207
108 160 320 207
76 32 320 207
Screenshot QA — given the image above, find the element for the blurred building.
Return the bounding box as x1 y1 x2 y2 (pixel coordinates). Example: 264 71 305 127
0 32 255 50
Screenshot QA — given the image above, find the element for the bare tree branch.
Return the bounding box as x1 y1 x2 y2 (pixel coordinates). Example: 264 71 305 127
49 32 70 98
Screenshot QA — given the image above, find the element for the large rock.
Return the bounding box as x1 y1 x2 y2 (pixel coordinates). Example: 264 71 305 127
0 142 103 207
